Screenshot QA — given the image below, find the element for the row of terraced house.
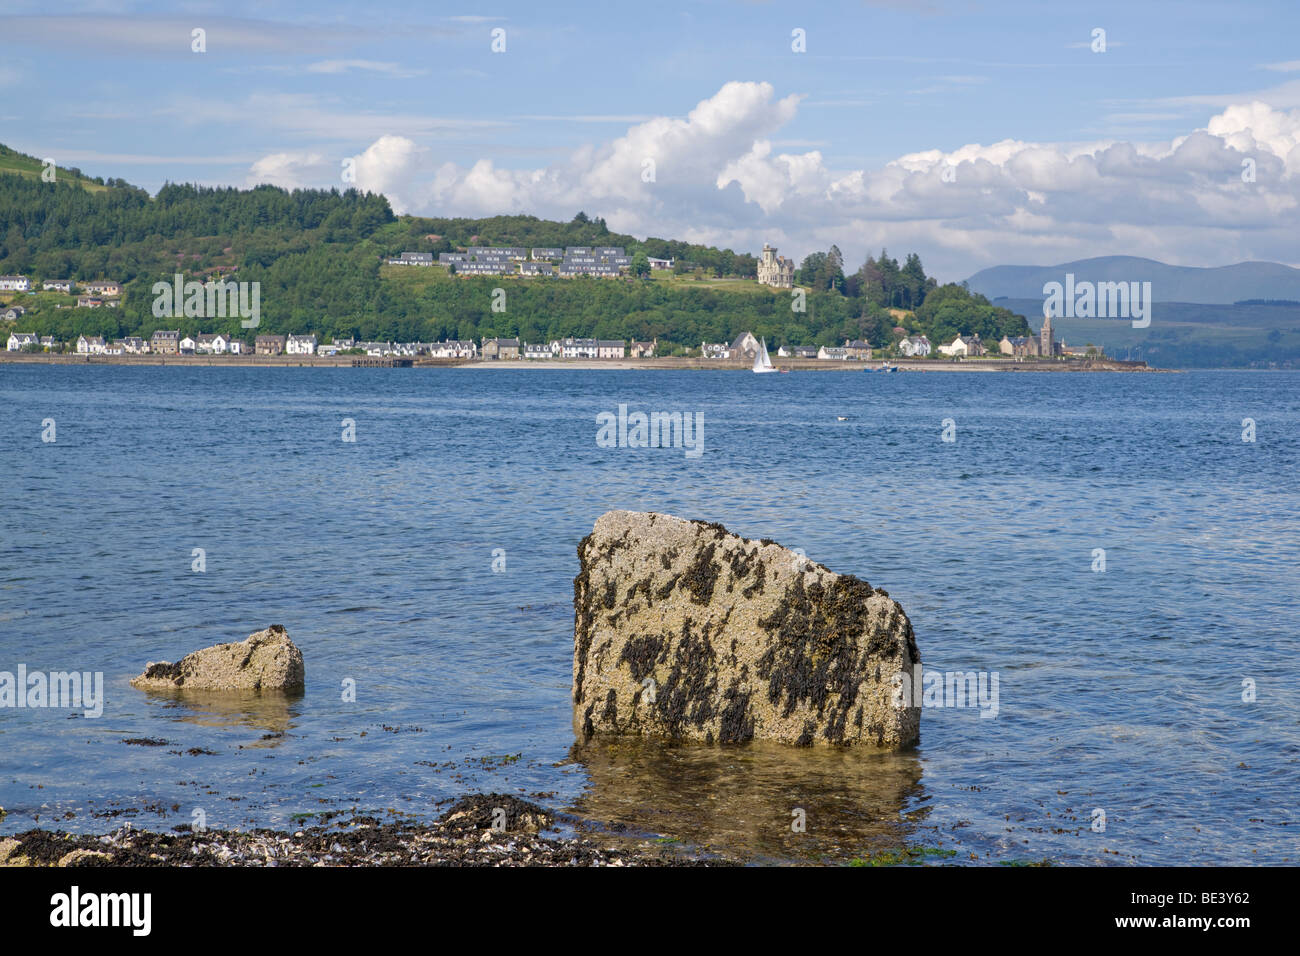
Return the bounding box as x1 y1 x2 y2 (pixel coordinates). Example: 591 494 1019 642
6 329 653 359
480 337 661 359
387 246 671 278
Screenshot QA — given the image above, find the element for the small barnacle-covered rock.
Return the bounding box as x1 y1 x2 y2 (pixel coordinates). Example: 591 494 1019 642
572 511 920 748
130 625 304 693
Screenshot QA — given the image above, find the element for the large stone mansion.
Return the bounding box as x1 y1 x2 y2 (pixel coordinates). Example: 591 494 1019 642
756 243 796 289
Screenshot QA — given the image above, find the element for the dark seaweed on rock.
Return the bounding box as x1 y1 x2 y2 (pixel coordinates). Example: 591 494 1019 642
757 576 887 745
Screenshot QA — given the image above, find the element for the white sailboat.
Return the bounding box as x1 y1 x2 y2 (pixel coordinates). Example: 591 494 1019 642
752 337 778 373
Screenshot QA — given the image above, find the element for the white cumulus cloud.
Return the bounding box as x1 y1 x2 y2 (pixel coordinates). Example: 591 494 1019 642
248 84 1300 279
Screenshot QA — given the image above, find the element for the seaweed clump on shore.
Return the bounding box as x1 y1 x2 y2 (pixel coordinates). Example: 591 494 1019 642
0 795 730 868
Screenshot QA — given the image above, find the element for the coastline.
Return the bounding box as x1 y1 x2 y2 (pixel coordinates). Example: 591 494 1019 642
0 793 732 868
0 353 1161 372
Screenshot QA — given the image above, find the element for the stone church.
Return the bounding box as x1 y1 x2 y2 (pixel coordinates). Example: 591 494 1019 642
1040 310 1057 356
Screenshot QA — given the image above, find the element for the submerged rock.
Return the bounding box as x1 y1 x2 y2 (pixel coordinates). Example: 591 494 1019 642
572 511 921 748
130 625 304 693
437 794 553 834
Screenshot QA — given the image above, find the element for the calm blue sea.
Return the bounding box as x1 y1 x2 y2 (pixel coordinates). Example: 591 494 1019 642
1 365 1297 864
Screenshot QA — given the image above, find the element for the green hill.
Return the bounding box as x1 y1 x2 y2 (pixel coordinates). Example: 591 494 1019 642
0 143 1029 351
0 144 112 193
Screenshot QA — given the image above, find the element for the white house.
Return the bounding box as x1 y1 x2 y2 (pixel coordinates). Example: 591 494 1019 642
430 340 476 358
7 332 39 351
550 337 623 358
286 333 317 355
522 343 552 360
551 337 598 358
42 279 74 293
179 335 196 354
76 334 106 354
817 346 850 360
899 335 931 357
938 334 983 358
777 344 818 358
0 275 30 292
647 257 674 270
227 338 246 355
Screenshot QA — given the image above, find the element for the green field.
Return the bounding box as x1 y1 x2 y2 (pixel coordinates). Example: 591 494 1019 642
0 146 108 193
379 263 770 295
647 272 767 293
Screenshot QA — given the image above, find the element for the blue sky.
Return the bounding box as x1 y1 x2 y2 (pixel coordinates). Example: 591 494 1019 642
4 0 1300 279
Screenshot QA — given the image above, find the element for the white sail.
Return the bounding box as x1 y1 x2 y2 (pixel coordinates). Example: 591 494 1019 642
753 337 776 372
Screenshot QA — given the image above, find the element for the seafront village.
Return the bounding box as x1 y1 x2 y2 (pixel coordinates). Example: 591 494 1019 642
1 243 1097 363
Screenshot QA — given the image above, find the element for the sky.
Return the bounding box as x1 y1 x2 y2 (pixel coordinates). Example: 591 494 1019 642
3 0 1299 281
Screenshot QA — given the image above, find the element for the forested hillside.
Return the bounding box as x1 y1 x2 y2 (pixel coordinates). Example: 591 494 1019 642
0 146 1031 350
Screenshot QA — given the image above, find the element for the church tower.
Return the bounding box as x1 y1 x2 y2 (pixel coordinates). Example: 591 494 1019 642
1040 305 1055 358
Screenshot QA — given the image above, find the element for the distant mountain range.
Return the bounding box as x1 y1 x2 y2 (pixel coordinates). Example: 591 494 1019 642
964 255 1300 367
965 256 1300 305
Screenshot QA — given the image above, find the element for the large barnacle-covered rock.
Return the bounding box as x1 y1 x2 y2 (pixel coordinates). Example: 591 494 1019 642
572 511 920 748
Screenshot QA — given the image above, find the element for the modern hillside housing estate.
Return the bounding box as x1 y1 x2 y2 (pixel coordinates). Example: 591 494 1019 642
387 252 434 266
427 245 633 279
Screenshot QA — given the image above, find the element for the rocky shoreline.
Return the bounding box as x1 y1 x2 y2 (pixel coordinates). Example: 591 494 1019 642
0 794 730 867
